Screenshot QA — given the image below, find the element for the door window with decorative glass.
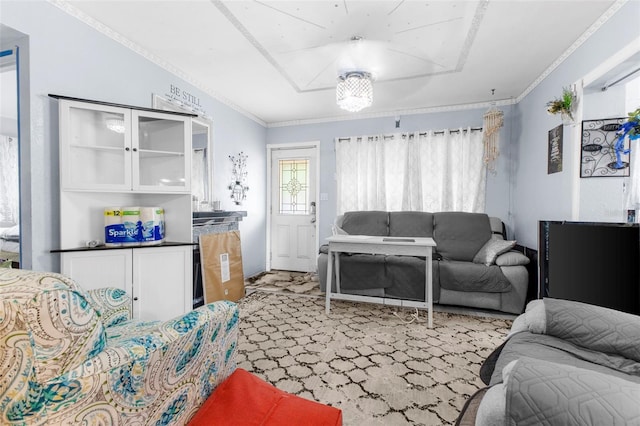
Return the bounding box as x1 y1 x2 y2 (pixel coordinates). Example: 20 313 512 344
279 159 309 215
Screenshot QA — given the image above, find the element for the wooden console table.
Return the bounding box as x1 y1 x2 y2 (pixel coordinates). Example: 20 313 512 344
325 235 436 328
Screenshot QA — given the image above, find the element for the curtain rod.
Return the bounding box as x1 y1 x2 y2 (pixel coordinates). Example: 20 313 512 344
601 67 640 91
431 127 483 135
337 127 483 142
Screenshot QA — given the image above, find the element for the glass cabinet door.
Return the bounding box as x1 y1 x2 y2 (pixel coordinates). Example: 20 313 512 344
60 102 132 190
132 110 191 192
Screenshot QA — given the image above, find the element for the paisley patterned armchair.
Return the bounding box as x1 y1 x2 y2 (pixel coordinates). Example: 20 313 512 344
0 268 239 425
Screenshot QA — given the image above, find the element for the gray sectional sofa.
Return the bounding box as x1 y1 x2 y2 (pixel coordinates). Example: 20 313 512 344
317 211 529 315
456 298 640 425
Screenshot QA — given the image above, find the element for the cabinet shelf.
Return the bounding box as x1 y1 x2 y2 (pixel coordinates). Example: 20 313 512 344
53 95 194 322
70 144 122 152
67 146 183 157
139 149 185 157
51 241 196 253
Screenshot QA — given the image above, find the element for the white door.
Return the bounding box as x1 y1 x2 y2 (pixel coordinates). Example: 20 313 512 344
270 147 317 272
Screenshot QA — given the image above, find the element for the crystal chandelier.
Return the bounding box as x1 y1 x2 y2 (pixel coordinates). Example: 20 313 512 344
336 71 373 112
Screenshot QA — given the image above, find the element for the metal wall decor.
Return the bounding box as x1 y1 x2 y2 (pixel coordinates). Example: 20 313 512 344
228 152 249 205
580 118 629 177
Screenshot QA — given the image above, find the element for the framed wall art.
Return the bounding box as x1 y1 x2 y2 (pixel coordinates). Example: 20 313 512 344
580 117 628 177
548 124 563 174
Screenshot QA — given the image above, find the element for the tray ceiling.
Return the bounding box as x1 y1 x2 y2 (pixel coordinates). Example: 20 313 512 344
58 0 621 125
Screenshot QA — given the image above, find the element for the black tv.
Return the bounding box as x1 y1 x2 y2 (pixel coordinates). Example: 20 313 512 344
538 220 640 315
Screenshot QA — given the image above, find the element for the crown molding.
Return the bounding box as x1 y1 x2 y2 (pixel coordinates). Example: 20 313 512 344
516 0 627 103
49 0 267 127
267 98 516 128
50 0 627 129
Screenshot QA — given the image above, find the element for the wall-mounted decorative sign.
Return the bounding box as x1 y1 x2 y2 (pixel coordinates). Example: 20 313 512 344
580 118 628 178
548 125 563 174
162 84 209 118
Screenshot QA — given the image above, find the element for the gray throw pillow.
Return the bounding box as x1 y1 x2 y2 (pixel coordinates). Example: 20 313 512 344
473 239 517 266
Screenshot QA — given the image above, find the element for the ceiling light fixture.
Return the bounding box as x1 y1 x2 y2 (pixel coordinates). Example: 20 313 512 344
336 71 373 112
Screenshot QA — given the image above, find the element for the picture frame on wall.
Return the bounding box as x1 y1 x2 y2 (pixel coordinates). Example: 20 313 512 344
580 118 628 177
548 124 563 174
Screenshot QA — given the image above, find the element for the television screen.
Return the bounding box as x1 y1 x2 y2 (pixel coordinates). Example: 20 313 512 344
539 220 640 315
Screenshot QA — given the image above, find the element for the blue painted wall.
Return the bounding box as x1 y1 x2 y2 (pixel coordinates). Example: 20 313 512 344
266 106 517 244
1 1 266 276
1 0 637 278
512 0 639 250
267 1 640 252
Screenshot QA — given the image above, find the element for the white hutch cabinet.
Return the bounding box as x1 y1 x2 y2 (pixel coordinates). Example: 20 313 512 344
51 95 195 322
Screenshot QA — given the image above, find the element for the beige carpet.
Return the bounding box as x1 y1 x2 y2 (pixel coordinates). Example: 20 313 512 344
236 290 512 426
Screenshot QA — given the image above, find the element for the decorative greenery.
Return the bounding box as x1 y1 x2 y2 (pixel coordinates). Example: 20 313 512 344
546 87 576 121
614 107 640 168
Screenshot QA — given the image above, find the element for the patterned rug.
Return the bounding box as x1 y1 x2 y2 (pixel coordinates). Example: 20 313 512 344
235 291 512 426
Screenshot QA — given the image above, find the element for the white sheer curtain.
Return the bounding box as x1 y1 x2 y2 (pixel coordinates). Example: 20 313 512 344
336 129 486 214
0 135 19 225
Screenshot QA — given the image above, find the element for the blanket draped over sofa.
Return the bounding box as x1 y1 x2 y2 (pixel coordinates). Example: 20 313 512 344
318 211 529 314
457 298 640 425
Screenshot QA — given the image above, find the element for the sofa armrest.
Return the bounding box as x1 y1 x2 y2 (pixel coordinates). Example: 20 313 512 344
86 287 132 327
517 298 640 362
475 357 640 426
61 301 239 381
495 251 529 266
503 357 640 425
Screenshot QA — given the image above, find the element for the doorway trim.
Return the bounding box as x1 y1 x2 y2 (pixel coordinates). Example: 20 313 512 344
266 141 320 271
569 35 640 220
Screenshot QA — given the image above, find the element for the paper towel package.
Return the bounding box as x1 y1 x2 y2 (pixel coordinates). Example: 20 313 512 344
105 206 165 245
140 207 165 245
104 207 123 247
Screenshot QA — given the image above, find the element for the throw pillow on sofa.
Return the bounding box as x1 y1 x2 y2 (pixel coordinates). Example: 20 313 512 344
473 239 516 266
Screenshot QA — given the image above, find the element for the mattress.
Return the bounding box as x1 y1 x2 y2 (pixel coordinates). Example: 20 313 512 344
0 225 19 261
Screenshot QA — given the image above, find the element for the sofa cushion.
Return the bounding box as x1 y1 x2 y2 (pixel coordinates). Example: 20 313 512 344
539 298 640 363
433 212 492 261
384 255 440 302
340 211 389 236
188 368 342 426
338 253 389 290
473 238 517 266
439 260 511 293
388 211 434 237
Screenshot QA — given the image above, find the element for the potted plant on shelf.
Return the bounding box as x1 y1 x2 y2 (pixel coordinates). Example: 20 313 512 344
546 87 576 124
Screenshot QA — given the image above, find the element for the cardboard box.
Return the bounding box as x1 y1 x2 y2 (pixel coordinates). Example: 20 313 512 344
199 231 245 303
